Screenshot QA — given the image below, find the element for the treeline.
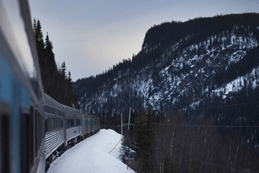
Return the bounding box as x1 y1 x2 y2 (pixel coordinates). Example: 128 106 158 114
74 58 134 98
121 109 259 173
33 19 79 108
191 81 259 146
144 13 259 54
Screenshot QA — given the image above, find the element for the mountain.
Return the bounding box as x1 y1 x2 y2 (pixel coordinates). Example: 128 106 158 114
73 13 259 141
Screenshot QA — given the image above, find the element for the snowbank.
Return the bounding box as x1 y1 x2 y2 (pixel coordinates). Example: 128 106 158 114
47 129 135 173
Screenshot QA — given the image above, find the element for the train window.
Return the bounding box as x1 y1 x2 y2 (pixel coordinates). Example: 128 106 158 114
71 119 75 127
45 106 63 117
0 102 11 173
57 118 60 129
48 117 50 131
34 111 43 155
30 107 35 165
45 116 48 132
52 117 54 131
21 106 33 173
55 118 57 129
38 113 44 148
67 120 70 128
58 118 63 129
76 119 81 126
56 118 58 129
51 117 53 131
66 119 78 128
34 110 38 157
54 118 56 130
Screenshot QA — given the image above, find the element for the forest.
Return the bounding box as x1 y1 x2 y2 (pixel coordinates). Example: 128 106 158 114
99 107 259 173
33 19 79 108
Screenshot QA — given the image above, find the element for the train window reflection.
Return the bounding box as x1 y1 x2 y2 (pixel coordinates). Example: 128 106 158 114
1 0 35 78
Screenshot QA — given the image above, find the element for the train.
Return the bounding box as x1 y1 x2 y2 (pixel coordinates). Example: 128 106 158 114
44 93 100 171
0 0 100 173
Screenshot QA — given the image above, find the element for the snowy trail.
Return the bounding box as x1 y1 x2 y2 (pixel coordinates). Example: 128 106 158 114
47 129 135 173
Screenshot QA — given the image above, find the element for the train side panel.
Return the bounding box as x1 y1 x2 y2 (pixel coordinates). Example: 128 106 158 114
44 94 66 171
63 105 82 145
45 129 65 158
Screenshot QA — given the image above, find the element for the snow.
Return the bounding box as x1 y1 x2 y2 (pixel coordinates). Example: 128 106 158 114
212 69 257 99
47 129 135 173
228 50 246 65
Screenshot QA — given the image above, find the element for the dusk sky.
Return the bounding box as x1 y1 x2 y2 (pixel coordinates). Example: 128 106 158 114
28 0 259 81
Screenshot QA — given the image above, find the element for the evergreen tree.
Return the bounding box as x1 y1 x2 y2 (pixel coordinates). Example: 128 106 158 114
33 19 79 108
44 33 58 96
133 107 157 173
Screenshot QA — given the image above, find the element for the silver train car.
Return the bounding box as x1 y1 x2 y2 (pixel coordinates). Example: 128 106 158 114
0 0 45 172
63 105 82 146
82 112 91 138
44 94 100 171
44 94 65 169
81 111 100 138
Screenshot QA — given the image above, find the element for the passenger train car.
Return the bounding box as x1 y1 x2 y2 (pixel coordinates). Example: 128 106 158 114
44 94 100 171
0 0 100 173
44 94 65 169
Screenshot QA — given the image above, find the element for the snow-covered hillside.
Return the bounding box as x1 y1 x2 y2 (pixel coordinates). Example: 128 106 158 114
47 129 135 173
76 24 259 113
73 13 259 150
74 14 259 133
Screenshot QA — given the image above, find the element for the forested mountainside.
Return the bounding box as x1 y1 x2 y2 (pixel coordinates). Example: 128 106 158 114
73 13 259 140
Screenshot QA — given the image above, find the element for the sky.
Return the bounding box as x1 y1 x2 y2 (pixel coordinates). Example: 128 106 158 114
28 0 259 81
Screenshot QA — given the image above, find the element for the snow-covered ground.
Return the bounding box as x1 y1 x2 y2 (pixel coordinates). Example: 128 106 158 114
47 129 135 173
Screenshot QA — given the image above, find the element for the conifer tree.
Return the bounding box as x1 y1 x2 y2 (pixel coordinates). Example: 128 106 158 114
133 107 157 173
44 33 58 96
33 19 79 108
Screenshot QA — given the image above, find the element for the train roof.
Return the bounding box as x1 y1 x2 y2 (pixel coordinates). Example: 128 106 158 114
44 93 64 114
62 104 81 119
